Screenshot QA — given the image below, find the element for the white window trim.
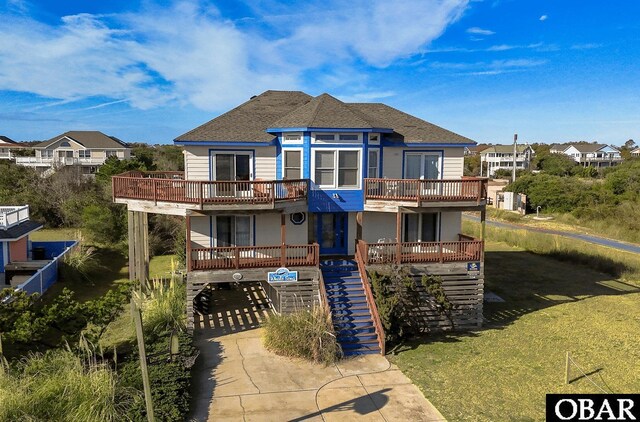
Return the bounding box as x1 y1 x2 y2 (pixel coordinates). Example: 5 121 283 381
281 132 303 144
403 152 442 180
311 148 362 189
282 148 304 180
368 149 380 178
213 215 253 247
368 133 380 145
211 150 255 181
311 132 362 144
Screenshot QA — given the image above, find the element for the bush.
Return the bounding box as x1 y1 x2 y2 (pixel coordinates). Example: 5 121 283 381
262 307 342 365
134 278 186 336
0 349 130 422
60 246 103 283
82 204 128 245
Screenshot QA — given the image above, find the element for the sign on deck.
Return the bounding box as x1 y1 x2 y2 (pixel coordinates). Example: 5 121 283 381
467 262 481 276
268 267 298 283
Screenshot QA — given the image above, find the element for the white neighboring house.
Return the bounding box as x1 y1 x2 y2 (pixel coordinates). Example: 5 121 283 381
0 136 23 160
561 144 622 168
479 144 535 177
630 147 640 157
15 131 132 174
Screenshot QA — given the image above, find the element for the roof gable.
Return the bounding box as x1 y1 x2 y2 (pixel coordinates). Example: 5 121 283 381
36 131 128 149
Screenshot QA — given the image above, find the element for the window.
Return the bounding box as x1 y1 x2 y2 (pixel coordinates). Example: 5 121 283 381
316 134 336 142
369 133 380 144
338 151 358 187
282 132 302 143
313 150 360 188
368 150 379 178
42 150 53 159
79 150 91 159
404 213 438 242
283 150 302 179
216 216 251 247
339 134 359 141
106 150 118 158
60 141 71 147
315 151 335 186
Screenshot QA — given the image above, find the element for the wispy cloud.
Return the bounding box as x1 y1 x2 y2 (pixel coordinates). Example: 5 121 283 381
430 58 547 75
466 27 495 36
0 0 470 112
571 43 601 50
539 15 548 21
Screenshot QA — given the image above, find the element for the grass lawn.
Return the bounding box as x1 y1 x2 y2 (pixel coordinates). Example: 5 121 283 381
390 241 640 421
30 228 82 242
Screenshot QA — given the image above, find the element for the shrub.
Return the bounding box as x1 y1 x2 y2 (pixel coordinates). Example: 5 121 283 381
60 246 103 283
82 204 128 245
134 278 186 336
370 269 451 344
262 307 342 365
0 349 130 422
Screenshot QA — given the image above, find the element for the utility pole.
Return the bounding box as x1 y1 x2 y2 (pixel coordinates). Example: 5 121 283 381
512 133 518 183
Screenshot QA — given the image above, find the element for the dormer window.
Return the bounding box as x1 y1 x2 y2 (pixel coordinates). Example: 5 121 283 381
316 134 336 142
369 133 380 145
339 134 358 141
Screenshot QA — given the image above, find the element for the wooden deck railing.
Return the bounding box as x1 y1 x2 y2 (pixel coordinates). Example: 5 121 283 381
358 236 483 265
355 241 385 355
112 171 309 206
364 178 488 205
190 243 319 270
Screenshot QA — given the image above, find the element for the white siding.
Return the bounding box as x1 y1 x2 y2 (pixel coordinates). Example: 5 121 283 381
439 212 462 241
362 212 396 243
190 216 211 248
183 146 276 181
255 213 309 246
347 212 357 255
382 147 464 179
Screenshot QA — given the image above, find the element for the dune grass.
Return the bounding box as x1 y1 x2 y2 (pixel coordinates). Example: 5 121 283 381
390 240 640 421
463 220 640 282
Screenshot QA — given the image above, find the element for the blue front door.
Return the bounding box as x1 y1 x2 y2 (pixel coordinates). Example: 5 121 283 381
317 213 348 255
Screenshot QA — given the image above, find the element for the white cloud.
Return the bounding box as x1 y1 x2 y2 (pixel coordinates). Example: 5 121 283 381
466 27 495 36
539 15 548 21
0 0 470 111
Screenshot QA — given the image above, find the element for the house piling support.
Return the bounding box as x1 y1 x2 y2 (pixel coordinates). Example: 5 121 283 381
128 210 149 282
280 213 286 267
480 209 487 240
395 211 402 264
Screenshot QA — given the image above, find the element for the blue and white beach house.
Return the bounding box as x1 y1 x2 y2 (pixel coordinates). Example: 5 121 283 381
113 91 488 355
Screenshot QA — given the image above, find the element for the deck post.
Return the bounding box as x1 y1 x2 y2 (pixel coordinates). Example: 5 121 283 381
480 209 487 240
128 210 135 280
186 216 192 272
395 211 402 265
127 210 149 282
280 213 286 267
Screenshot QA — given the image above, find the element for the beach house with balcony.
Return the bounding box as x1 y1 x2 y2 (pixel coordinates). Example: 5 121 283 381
0 136 23 160
552 143 622 168
113 91 488 355
479 144 534 177
15 131 132 174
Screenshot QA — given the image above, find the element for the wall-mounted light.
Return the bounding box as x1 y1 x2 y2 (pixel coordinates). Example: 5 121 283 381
332 193 340 199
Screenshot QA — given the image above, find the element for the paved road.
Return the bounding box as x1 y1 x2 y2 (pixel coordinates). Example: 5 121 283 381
463 214 640 254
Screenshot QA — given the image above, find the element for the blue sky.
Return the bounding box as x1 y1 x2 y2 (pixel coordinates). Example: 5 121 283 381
1 0 639 145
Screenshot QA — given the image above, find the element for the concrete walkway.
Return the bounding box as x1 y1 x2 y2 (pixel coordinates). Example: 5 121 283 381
189 284 444 421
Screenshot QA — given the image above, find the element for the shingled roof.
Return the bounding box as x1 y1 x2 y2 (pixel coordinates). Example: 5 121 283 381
0 136 21 147
569 143 608 153
177 91 312 143
35 131 128 149
175 90 474 145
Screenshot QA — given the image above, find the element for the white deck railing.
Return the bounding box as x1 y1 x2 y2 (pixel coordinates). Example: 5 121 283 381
14 157 106 165
0 205 30 229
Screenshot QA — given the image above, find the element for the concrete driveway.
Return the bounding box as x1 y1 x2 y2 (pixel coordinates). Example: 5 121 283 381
189 283 444 421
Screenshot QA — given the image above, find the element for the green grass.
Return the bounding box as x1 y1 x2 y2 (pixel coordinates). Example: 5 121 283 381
390 241 640 421
30 228 82 242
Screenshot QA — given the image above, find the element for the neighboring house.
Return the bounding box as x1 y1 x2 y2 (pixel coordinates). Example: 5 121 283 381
464 144 488 156
549 144 568 154
562 144 622 167
0 135 23 160
630 147 640 157
15 131 132 174
479 144 535 177
0 205 76 293
113 91 488 355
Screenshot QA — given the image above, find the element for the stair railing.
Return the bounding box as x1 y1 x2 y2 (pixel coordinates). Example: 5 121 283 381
355 241 386 355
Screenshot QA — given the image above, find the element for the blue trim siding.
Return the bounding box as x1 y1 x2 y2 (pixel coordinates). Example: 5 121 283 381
303 131 311 179
175 140 275 146
308 187 363 213
268 127 393 133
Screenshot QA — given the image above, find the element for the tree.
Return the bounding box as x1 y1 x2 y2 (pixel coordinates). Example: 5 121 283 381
534 152 578 176
463 155 481 176
82 203 128 245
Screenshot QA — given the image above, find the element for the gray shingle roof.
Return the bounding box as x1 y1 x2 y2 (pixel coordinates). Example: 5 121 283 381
175 90 474 145
271 94 376 129
176 91 312 142
0 136 20 147
479 145 532 154
570 143 607 153
35 131 129 149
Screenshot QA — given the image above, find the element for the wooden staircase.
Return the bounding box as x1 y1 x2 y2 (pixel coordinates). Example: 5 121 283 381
321 259 381 356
